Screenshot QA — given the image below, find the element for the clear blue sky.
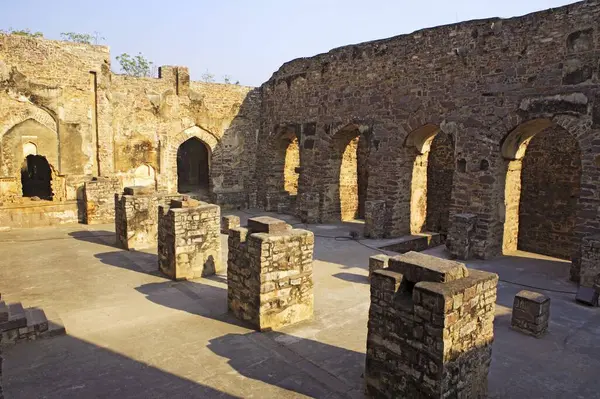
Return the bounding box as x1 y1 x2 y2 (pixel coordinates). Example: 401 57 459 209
2 0 575 86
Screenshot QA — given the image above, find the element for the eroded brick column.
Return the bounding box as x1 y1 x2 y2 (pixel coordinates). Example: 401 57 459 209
83 177 122 224
158 199 222 280
115 186 187 250
580 234 600 287
446 213 478 260
227 216 314 331
364 200 386 238
365 251 498 398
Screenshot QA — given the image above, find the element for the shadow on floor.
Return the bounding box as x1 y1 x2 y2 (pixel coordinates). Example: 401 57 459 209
3 334 239 399
94 250 161 276
135 279 249 329
332 272 369 284
207 331 365 398
68 230 119 249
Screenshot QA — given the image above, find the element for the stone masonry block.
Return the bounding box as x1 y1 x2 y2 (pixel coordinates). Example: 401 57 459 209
247 216 290 234
158 202 222 280
170 198 202 208
221 215 241 234
368 254 389 279
123 186 156 196
446 213 477 260
387 251 469 283
579 234 600 287
511 290 550 337
364 200 386 238
365 252 498 398
227 224 314 331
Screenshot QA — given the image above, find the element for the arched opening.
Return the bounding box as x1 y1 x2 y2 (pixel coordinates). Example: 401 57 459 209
502 119 581 260
407 124 455 234
177 137 210 195
283 136 300 195
333 126 369 222
21 154 52 200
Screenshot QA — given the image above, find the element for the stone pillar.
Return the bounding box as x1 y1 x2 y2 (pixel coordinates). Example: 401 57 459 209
446 213 478 260
511 290 550 338
227 216 314 331
83 177 122 224
365 251 498 399
364 200 386 238
115 186 187 250
221 215 240 234
579 234 600 287
158 199 222 280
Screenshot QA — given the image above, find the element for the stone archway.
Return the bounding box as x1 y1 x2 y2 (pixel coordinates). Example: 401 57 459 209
502 118 582 261
164 126 219 194
21 154 52 200
405 123 455 234
177 137 211 195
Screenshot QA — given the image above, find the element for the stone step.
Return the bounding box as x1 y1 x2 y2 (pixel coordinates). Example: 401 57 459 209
25 308 49 333
0 303 27 331
42 309 66 338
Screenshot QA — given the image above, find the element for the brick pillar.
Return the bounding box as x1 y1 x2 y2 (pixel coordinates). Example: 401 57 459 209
580 234 600 287
115 186 188 250
83 177 122 224
365 251 498 398
446 213 478 260
364 200 386 238
158 199 222 280
227 216 314 330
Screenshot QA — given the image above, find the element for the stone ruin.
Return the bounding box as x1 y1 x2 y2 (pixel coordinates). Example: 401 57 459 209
221 215 240 234
114 186 187 250
511 290 550 338
365 251 498 398
227 216 314 331
157 198 222 280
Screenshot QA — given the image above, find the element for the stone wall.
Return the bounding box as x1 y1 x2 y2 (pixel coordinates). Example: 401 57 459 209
518 125 581 260
580 234 600 288
425 131 455 233
83 177 121 224
257 1 600 274
114 187 187 250
0 34 260 213
365 251 498 398
227 217 314 331
157 199 222 280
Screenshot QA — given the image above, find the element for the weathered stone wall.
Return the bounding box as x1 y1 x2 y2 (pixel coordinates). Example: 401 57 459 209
227 217 314 331
0 35 260 212
83 177 121 224
114 187 187 250
258 1 600 273
365 252 498 398
580 234 600 287
425 131 455 233
157 199 222 280
518 125 581 259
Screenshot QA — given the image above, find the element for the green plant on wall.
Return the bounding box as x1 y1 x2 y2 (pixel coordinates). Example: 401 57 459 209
61 32 105 44
0 28 43 37
116 52 154 77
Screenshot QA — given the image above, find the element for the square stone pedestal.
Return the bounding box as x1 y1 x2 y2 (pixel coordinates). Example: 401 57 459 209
511 290 550 337
227 216 314 331
365 251 498 399
158 199 222 280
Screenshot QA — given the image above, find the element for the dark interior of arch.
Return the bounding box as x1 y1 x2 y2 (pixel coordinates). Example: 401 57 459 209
518 125 581 260
177 138 210 193
425 131 454 233
21 154 52 200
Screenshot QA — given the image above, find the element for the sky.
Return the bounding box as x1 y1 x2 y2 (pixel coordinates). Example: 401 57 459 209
1 0 576 86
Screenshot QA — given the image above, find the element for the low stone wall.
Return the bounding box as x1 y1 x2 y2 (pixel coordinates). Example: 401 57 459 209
227 216 314 331
83 177 122 224
365 251 498 398
158 199 222 280
580 234 600 287
0 200 80 228
115 186 187 250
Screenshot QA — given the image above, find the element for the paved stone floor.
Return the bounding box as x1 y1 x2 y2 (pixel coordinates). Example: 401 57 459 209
1 210 599 398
